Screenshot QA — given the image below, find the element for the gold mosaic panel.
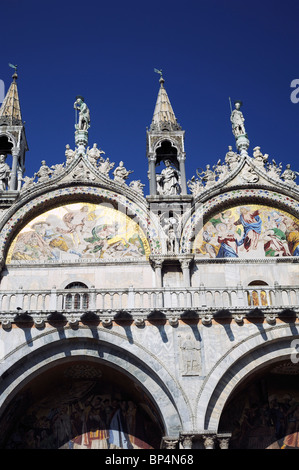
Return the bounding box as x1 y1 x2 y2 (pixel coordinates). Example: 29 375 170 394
6 202 150 263
194 204 299 259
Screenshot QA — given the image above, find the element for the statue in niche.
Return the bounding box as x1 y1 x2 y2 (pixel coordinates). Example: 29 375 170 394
281 164 299 185
74 96 90 131
34 160 53 183
113 161 133 184
65 144 76 166
230 100 246 137
162 215 179 254
157 159 180 195
179 333 201 376
166 226 177 253
0 154 11 190
87 143 105 166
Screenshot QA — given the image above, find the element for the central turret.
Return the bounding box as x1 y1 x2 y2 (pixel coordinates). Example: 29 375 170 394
146 72 187 196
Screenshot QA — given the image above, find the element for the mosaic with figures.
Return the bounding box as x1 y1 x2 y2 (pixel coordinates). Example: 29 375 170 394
194 204 299 259
6 202 150 263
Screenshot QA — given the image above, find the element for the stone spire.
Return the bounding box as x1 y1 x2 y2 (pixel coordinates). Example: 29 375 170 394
0 68 28 190
146 72 187 197
0 71 22 126
150 74 181 132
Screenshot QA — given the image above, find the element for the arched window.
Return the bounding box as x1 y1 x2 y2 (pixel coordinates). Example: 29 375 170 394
64 282 89 310
247 281 269 307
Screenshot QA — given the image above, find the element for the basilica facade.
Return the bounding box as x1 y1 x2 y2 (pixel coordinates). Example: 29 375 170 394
0 71 298 449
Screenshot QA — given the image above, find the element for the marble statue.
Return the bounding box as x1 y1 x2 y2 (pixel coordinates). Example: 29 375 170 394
225 146 240 168
187 176 204 196
157 159 180 195
0 154 11 191
281 164 299 185
34 161 53 183
74 96 90 131
21 175 35 191
196 164 216 188
129 180 145 195
113 161 133 184
87 143 105 166
65 144 76 166
253 146 268 167
230 100 246 137
98 157 115 178
51 163 65 177
215 160 229 182
266 159 282 179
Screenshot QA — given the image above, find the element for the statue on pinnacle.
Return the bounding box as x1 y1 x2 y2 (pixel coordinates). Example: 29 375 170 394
74 96 90 131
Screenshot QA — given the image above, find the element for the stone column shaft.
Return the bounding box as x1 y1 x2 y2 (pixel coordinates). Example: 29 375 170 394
10 148 19 190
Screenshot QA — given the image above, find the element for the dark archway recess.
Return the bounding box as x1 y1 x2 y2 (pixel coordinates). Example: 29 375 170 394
155 140 179 169
218 360 299 449
0 360 164 449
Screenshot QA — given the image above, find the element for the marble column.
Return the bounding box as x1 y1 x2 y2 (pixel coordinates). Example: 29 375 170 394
178 153 187 194
148 155 157 195
180 258 191 287
152 257 164 288
10 147 19 190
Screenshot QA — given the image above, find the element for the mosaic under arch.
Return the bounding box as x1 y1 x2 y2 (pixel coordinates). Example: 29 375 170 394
193 204 299 259
6 202 151 264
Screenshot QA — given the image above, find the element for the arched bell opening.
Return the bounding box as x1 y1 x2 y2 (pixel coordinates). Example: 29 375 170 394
218 359 299 449
0 358 165 449
0 134 14 190
155 140 179 170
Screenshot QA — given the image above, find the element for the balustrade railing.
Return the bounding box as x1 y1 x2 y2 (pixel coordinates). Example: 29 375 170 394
0 285 298 313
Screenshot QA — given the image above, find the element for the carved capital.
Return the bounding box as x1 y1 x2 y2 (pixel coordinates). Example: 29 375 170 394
150 257 164 269
179 258 191 270
218 436 230 449
202 434 216 449
180 434 194 449
162 437 179 449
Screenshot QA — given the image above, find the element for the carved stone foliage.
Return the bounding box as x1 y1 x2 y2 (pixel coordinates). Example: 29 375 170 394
187 145 299 197
19 143 144 200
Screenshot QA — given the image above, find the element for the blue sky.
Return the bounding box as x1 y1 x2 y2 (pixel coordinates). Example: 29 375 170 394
1 0 299 192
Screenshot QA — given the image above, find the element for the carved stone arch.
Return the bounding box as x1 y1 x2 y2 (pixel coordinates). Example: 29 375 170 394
153 138 180 172
60 279 92 289
195 324 299 432
0 130 17 149
0 327 192 445
0 185 163 267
